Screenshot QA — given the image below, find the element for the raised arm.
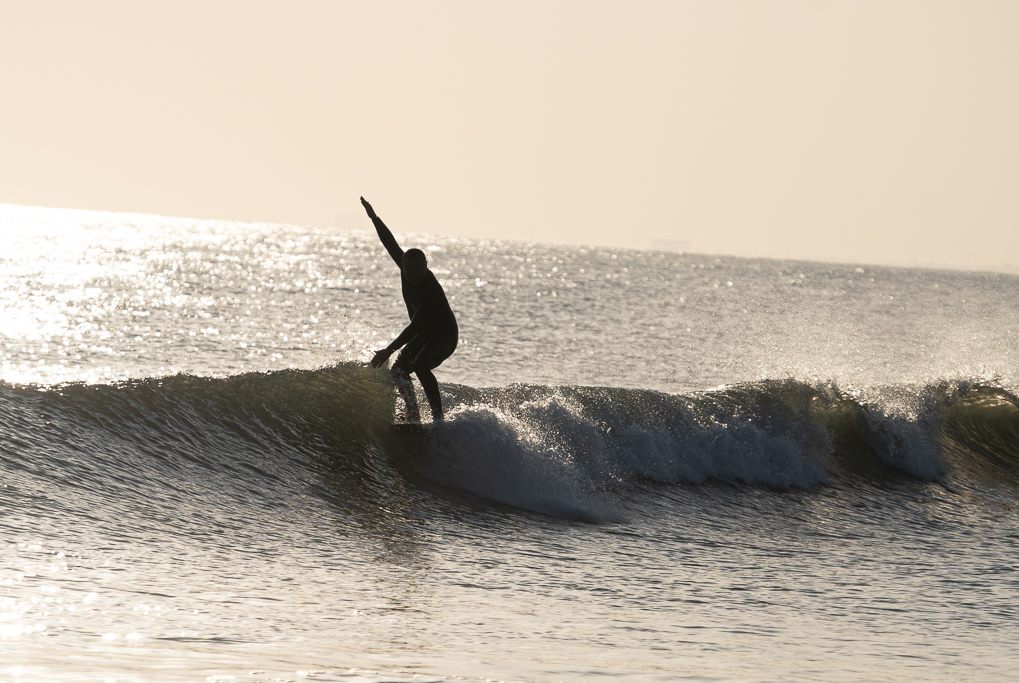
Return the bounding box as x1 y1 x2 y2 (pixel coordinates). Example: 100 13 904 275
360 197 403 266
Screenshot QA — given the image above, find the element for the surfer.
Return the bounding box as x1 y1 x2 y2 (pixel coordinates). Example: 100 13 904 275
360 197 459 422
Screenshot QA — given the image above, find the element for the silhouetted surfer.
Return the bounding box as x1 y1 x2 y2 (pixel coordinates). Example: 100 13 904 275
361 197 458 422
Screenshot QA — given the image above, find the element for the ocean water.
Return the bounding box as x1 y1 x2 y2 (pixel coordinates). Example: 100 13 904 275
1 203 1017 683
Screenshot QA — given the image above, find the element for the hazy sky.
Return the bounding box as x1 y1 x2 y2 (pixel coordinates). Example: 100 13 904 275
2 1 1017 270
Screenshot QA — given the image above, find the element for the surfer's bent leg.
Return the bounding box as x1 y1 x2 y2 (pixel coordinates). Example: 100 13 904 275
415 369 443 422
391 338 425 423
410 334 458 422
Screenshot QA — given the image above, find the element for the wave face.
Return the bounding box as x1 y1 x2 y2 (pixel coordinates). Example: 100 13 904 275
3 364 1018 526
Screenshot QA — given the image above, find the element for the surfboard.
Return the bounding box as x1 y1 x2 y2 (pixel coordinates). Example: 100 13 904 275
392 421 433 436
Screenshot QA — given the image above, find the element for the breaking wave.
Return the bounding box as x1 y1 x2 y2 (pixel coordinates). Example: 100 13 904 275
1 364 1017 526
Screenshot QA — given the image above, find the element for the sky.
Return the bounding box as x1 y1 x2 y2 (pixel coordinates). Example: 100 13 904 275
1 1 1017 271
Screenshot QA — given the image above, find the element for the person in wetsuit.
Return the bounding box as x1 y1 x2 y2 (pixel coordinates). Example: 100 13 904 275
361 197 459 422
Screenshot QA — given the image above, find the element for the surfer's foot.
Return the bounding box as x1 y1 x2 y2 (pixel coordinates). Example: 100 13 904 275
395 415 420 424
399 400 421 424
397 411 421 424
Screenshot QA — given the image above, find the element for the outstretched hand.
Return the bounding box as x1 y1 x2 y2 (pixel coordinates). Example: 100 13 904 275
360 196 377 219
370 347 393 368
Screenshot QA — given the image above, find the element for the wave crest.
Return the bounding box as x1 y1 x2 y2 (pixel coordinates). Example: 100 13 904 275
1 368 1018 523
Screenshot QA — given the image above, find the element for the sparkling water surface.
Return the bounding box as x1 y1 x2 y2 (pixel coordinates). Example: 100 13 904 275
1 205 1017 683
2 204 1015 392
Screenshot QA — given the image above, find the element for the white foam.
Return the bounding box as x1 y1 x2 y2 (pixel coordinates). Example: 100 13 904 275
851 383 952 479
416 397 829 521
423 407 622 522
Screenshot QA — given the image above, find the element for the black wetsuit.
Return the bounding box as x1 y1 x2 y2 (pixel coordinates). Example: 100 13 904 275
371 214 458 420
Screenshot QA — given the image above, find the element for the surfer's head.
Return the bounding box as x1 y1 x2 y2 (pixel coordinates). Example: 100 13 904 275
403 248 428 284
